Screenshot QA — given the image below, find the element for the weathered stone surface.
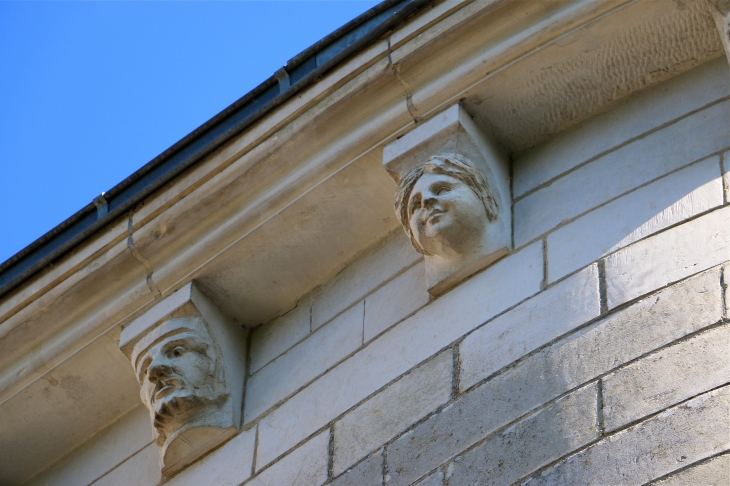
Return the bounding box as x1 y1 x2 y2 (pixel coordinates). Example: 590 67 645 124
386 268 722 486
653 453 730 486
524 387 730 486
364 263 429 343
382 378 597 486
515 101 729 246
246 303 363 420
385 377 511 486
413 470 444 486
459 264 599 391
250 301 311 374
331 450 383 486
256 243 542 467
312 230 421 330
93 443 159 486
334 350 452 474
605 207 730 308
250 431 328 484
548 157 724 282
167 428 256 486
513 58 729 198
486 267 722 414
603 324 730 432
444 384 598 486
31 406 152 486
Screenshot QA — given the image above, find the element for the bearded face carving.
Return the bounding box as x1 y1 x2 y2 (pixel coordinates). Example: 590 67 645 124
132 317 227 449
120 283 246 477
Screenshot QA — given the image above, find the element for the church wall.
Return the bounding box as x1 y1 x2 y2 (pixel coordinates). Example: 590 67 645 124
25 56 729 486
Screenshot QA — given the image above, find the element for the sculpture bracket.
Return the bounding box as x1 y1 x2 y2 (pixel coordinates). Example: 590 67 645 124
120 282 247 477
384 103 512 296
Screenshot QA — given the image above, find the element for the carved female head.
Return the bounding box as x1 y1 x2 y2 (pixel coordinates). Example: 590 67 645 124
394 153 499 258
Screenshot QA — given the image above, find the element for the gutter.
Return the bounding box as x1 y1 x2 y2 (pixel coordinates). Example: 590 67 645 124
0 0 432 300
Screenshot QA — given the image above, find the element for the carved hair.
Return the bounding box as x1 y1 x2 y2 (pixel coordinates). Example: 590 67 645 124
394 153 499 255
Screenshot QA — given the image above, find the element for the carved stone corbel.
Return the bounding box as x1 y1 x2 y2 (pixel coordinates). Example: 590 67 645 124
707 0 730 63
384 103 512 296
119 282 247 477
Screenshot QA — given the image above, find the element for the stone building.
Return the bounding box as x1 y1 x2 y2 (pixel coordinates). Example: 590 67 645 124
1 0 729 484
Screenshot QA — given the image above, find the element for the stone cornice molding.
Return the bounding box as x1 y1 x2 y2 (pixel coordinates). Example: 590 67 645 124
0 0 721 411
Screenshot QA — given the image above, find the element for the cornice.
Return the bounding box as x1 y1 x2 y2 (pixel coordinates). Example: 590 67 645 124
0 0 722 436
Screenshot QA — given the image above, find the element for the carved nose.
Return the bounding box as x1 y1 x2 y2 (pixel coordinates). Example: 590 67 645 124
148 363 172 382
423 196 437 209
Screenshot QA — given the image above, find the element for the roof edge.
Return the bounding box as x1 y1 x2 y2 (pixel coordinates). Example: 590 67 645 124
0 0 433 300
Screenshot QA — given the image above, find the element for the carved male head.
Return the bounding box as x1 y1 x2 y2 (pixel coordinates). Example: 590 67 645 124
131 316 228 446
394 153 499 259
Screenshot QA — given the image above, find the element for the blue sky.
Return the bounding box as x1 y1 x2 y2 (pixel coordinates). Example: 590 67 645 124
0 1 378 264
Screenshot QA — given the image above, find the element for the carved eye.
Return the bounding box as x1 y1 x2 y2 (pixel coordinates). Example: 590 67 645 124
435 185 450 195
172 346 186 358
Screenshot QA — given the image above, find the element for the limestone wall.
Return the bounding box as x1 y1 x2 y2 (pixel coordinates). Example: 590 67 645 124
28 58 729 486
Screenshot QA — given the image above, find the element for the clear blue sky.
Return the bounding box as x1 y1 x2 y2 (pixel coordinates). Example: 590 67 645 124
0 1 378 264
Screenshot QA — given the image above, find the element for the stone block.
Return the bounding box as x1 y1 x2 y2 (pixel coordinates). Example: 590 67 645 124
331 450 383 486
524 387 730 485
443 384 598 486
548 157 724 282
605 207 730 308
93 443 160 486
246 303 363 421
311 230 421 331
385 269 721 486
385 379 509 486
31 406 152 486
334 351 452 474
249 431 329 485
256 243 542 467
653 453 730 486
513 58 729 198
250 301 311 374
167 428 256 486
385 375 596 486
504 267 722 406
477 268 722 436
603 324 730 432
364 263 429 343
514 101 729 246
459 264 599 391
